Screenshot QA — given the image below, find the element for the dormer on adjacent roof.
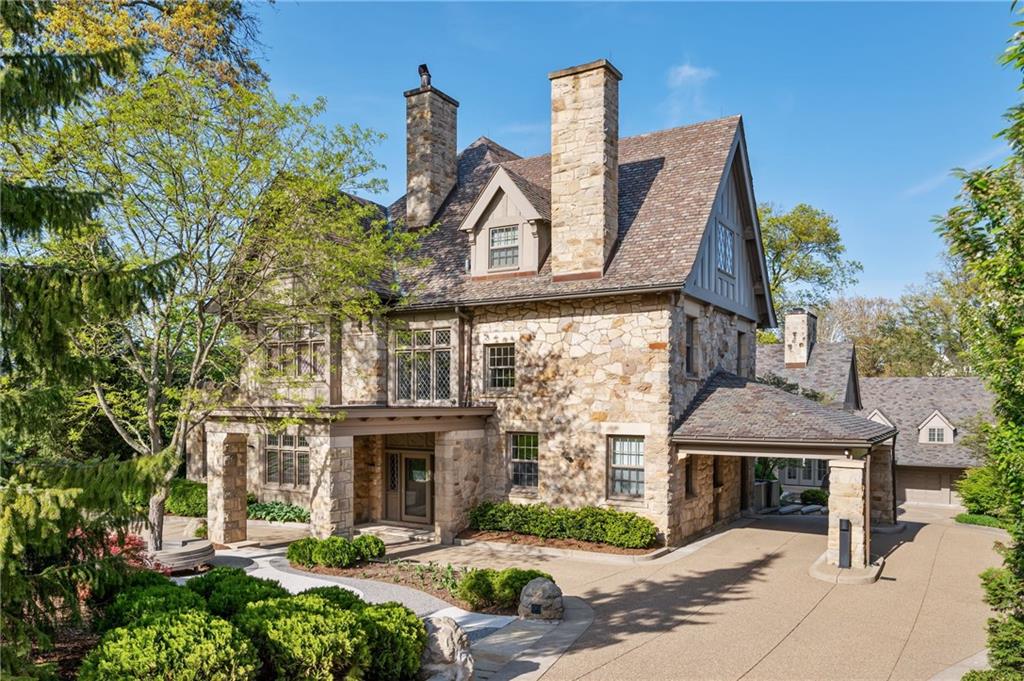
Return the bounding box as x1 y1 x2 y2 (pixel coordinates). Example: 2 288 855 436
458 166 551 279
917 409 956 444
866 408 893 427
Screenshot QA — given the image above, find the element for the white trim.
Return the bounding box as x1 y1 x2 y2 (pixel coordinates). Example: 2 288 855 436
867 409 893 427
458 167 544 233
916 409 956 433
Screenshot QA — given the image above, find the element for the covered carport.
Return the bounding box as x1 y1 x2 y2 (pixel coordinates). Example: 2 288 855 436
673 372 899 572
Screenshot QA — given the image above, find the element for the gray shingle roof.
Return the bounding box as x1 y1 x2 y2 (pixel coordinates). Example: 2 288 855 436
755 342 859 408
389 116 743 308
673 371 896 445
856 377 994 468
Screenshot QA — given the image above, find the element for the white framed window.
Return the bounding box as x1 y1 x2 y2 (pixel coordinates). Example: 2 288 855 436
509 432 539 488
485 343 516 390
716 221 735 275
265 433 310 488
265 323 327 379
608 436 645 499
684 316 697 375
395 328 452 402
488 225 519 270
785 458 827 485
927 427 945 443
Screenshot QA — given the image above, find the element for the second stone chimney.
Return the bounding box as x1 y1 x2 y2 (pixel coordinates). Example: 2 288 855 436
548 59 622 281
784 308 818 368
405 64 458 228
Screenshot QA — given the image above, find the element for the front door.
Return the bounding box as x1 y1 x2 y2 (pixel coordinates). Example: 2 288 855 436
400 452 432 523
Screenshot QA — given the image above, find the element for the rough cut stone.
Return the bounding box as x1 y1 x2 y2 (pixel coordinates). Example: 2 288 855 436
518 577 565 621
419 616 473 681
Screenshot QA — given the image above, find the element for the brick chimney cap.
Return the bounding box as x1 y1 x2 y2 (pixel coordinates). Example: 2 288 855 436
548 58 623 82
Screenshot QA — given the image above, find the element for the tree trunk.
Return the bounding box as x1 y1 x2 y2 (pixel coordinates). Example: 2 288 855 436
147 490 168 553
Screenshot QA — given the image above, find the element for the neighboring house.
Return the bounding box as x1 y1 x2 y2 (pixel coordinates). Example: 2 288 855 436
756 309 861 491
857 377 993 508
191 60 896 566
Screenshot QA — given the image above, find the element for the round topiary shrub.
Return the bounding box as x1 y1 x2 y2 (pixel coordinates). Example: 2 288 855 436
286 537 320 567
90 567 174 607
359 602 427 681
185 566 249 599
101 584 206 631
492 568 553 609
455 568 497 609
79 610 259 681
311 536 360 568
352 534 386 562
204 575 289 619
234 595 369 680
300 586 366 611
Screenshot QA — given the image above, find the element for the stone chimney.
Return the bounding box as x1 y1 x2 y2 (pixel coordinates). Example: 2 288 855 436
405 64 458 228
548 59 622 281
784 308 818 368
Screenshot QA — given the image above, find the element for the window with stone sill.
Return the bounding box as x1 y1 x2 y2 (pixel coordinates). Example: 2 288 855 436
265 433 310 488
394 328 452 402
509 432 539 488
608 436 645 499
485 343 516 391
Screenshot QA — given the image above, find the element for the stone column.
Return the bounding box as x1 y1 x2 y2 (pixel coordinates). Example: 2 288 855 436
309 434 355 538
827 458 868 569
434 429 486 544
207 431 248 545
868 444 896 526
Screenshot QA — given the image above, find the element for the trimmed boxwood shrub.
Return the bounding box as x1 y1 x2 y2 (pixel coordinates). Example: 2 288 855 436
187 571 289 619
468 501 658 549
234 595 369 681
287 537 320 567
80 610 259 681
800 488 829 506
492 568 552 609
185 567 248 599
359 602 427 681
352 534 387 562
456 568 497 609
101 584 206 632
90 567 173 607
300 586 366 611
311 536 360 568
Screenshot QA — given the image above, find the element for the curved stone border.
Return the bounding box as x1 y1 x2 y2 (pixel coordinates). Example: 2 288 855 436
808 551 884 585
453 537 671 564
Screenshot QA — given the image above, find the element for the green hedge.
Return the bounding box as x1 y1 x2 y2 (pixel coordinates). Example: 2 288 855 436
352 534 387 561
186 567 289 619
468 502 658 549
286 537 320 567
360 602 427 681
312 536 361 568
800 488 829 506
130 479 303 520
456 567 553 610
234 595 369 681
956 513 1011 530
300 586 366 612
80 611 260 681
101 584 207 632
287 535 387 569
956 466 1009 518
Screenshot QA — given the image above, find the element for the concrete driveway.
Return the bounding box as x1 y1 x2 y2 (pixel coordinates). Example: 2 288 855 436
388 506 1003 681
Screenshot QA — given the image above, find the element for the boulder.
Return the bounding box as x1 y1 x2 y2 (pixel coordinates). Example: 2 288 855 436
518 577 564 620
419 616 473 681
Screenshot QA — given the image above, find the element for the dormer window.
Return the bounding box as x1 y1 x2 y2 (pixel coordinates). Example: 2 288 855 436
488 226 519 269
917 410 955 445
927 427 945 443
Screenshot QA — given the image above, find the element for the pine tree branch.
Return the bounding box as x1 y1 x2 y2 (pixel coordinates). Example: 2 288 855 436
0 180 104 246
92 382 148 456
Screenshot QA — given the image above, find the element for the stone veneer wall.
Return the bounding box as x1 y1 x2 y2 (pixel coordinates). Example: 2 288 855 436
353 434 385 524
405 85 458 228
434 429 486 543
472 294 674 538
339 319 387 404
868 445 896 525
827 458 868 568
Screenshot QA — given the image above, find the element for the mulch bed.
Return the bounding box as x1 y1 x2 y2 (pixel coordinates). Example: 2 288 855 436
290 561 516 615
456 529 662 555
33 625 100 680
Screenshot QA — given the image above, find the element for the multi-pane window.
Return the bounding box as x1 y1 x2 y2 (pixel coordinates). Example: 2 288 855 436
928 427 945 443
716 221 735 275
609 436 645 498
783 458 828 485
395 328 452 402
488 226 519 269
485 344 516 390
685 317 697 375
265 323 327 379
265 433 310 487
509 432 539 488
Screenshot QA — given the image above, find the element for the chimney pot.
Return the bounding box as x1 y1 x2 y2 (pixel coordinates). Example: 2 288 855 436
418 64 431 88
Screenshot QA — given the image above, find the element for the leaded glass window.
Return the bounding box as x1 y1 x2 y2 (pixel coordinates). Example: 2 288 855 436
488 225 519 269
509 432 539 488
394 327 452 402
609 436 644 498
716 221 735 275
485 344 515 390
265 432 309 488
265 322 328 379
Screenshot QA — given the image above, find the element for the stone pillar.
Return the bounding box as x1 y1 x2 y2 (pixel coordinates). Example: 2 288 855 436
869 444 896 526
207 431 248 545
827 458 868 569
309 435 355 538
434 429 486 544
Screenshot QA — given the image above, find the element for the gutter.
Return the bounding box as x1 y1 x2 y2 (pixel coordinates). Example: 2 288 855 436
671 428 898 450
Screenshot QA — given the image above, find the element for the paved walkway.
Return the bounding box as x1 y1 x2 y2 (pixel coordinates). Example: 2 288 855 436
383 506 1003 680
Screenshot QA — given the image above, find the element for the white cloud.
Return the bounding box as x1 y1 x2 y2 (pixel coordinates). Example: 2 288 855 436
903 145 1009 198
663 61 717 125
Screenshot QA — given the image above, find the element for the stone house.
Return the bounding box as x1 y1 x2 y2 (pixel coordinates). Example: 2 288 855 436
193 59 897 569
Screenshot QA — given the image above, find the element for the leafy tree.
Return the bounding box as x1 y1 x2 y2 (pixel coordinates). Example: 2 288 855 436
936 5 1024 677
5 63 424 550
758 202 863 316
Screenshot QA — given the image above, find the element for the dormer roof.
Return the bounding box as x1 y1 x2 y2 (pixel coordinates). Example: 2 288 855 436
916 409 956 433
458 166 549 232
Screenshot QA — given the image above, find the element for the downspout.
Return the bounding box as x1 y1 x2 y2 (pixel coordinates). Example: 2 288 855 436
455 306 473 406
890 433 898 526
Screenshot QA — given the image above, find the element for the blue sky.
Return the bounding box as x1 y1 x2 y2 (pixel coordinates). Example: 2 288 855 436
255 2 1017 298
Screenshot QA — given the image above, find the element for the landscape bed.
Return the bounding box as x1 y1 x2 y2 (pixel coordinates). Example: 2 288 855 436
456 528 665 555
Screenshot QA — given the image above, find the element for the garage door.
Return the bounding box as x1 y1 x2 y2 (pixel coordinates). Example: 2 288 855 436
896 467 964 507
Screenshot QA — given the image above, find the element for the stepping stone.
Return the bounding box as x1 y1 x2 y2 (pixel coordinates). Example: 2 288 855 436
801 505 823 514
778 504 803 515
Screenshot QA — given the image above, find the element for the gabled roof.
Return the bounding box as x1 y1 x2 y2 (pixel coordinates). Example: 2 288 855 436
856 377 995 468
458 166 549 232
756 342 860 408
673 371 896 446
391 116 771 315
916 409 956 433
